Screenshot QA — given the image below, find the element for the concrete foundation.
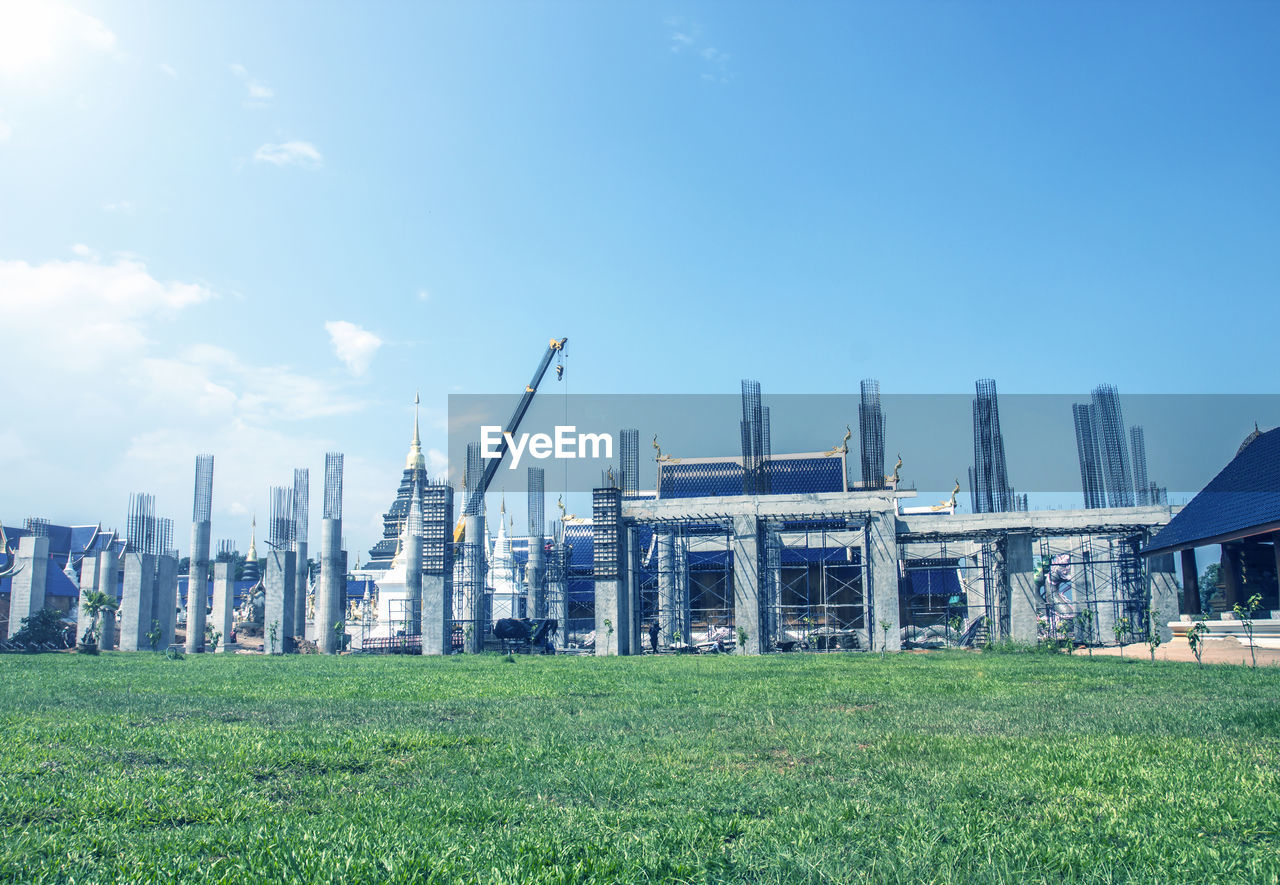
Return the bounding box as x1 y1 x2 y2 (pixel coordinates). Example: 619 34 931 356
732 516 764 654
264 548 297 654
7 536 49 639
211 561 235 652
1007 533 1039 643
154 554 179 648
97 548 117 650
186 521 211 652
76 552 101 644
119 552 156 651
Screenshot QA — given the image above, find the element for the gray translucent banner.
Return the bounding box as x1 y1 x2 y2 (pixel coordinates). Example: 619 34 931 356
448 393 1280 498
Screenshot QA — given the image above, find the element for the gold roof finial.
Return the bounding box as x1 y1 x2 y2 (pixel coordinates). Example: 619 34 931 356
406 390 426 471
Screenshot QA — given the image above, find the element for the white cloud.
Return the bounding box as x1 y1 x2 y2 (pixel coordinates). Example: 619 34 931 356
158 63 176 78
0 249 372 545
417 289 430 301
0 0 116 79
665 18 731 83
325 320 382 376
229 61 273 106
102 199 134 214
254 140 323 169
427 448 448 477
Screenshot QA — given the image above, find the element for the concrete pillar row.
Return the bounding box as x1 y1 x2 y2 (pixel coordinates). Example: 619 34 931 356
211 562 235 652
96 548 118 650
186 521 211 653
7 535 50 640
317 518 344 654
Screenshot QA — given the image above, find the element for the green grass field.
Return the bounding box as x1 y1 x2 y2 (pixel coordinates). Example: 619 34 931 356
0 651 1277 884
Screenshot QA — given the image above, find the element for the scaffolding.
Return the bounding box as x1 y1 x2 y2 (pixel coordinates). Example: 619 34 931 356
764 517 866 652
1034 532 1150 645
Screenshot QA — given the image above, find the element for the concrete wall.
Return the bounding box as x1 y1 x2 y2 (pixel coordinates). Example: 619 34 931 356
292 540 308 647
7 536 49 639
1148 552 1178 643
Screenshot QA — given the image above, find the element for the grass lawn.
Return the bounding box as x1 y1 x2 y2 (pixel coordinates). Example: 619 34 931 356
0 650 1277 884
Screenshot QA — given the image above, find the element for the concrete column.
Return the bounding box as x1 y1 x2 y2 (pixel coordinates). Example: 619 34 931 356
1221 544 1242 609
292 540 308 645
405 532 422 632
317 518 344 654
866 511 901 651
186 521 211 652
465 514 485 654
1181 548 1201 615
658 532 676 645
96 548 118 650
732 515 764 654
594 573 623 655
527 541 545 620
1148 552 1177 642
211 561 235 652
76 553 101 644
264 548 297 654
154 554 179 649
421 573 451 655
1007 532 1039 644
626 528 643 653
119 552 156 651
7 536 49 639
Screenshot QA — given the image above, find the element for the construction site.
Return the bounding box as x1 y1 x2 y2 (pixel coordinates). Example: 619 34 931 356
1 336 1226 659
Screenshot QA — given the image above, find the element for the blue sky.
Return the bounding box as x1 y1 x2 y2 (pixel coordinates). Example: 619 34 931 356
1 1 1277 556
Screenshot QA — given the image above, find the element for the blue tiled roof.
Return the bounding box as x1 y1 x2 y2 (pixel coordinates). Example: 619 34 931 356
658 453 845 499
1145 427 1280 554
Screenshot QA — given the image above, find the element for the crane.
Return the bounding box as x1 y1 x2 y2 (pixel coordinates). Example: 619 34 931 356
454 337 568 542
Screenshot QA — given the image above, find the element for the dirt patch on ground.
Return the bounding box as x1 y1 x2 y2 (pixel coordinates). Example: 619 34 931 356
1074 635 1280 666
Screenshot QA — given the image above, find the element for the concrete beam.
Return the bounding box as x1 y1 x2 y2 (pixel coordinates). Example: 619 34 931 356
119 552 156 651
7 536 49 639
264 548 296 654
897 505 1174 542
1007 533 1039 644
624 490 897 523
211 561 235 652
732 516 764 654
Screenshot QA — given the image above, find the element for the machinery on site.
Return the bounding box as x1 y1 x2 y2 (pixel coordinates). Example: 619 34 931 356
454 337 568 542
